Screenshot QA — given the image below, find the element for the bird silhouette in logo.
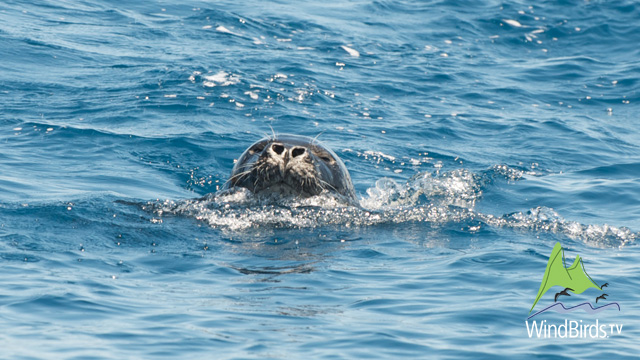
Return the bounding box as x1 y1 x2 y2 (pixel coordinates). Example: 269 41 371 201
554 287 573 302
596 294 608 303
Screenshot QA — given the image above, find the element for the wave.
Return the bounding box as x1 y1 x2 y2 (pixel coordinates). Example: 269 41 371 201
528 302 621 320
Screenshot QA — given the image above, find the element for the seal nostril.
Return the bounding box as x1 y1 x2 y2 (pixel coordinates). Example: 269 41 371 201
272 144 285 155
291 147 306 158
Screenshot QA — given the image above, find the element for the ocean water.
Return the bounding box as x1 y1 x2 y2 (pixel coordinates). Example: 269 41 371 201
1 0 639 358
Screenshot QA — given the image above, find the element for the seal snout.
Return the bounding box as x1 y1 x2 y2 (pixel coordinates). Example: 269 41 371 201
267 142 309 163
265 142 311 180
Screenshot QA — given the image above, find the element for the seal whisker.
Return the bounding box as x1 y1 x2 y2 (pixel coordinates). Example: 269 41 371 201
253 162 268 189
225 168 253 187
311 131 325 145
317 178 337 192
268 124 277 141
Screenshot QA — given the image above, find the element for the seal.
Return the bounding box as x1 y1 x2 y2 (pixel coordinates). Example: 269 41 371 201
226 134 358 205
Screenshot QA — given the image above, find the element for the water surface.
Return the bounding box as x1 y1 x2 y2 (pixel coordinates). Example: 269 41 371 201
1 0 639 358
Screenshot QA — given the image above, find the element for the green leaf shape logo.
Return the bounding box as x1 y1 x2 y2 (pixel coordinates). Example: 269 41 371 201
530 242 602 313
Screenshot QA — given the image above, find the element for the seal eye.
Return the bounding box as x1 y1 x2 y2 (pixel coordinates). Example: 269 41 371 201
316 152 333 163
249 144 265 154
313 149 335 164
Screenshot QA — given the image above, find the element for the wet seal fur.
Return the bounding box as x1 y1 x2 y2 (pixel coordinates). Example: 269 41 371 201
225 134 358 205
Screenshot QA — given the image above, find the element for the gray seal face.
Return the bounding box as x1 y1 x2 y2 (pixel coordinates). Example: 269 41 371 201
227 134 357 205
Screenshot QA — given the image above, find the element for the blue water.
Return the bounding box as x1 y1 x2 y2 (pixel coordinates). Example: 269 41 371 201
1 0 639 358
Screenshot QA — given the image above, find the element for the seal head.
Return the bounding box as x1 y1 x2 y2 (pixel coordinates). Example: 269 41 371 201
227 134 357 204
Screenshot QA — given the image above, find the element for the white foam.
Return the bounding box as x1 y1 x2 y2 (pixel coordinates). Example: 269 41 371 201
216 25 235 35
503 19 523 27
244 91 259 100
341 45 360 57
362 150 396 162
203 71 240 87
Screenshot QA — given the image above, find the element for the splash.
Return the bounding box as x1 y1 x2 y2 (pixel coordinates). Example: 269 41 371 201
359 169 482 213
480 207 637 247
147 167 637 247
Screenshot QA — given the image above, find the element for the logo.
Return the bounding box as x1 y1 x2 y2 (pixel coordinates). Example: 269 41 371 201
525 242 623 338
